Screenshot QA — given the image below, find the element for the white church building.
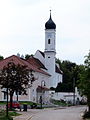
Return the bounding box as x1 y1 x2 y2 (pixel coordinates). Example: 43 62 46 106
0 12 63 104
34 11 63 88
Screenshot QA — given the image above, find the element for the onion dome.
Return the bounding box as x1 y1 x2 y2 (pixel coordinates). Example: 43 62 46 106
45 10 56 29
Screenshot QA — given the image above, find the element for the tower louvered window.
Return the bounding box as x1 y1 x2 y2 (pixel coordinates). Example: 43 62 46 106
48 39 50 44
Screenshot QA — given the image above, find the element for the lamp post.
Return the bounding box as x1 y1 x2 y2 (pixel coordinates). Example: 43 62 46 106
6 87 8 117
40 80 45 109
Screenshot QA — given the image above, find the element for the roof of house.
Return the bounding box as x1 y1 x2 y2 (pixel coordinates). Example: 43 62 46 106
38 50 63 74
0 55 50 76
27 56 47 70
55 65 63 74
38 50 45 58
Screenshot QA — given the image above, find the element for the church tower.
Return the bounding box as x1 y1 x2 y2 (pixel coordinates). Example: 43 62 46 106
44 11 56 87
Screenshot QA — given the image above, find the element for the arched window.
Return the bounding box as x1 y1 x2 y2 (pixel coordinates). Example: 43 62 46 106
48 39 50 44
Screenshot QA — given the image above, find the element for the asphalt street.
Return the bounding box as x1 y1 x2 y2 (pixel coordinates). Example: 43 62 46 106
30 106 86 120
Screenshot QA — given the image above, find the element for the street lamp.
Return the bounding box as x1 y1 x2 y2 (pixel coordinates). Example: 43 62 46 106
40 80 46 109
6 87 8 117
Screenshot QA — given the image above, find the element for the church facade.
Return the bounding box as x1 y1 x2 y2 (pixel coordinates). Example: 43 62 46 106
35 11 63 88
0 12 63 104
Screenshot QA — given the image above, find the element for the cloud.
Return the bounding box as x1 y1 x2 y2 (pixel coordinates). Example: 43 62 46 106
0 0 90 64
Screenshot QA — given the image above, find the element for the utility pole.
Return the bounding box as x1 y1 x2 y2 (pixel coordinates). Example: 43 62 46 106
40 95 42 109
73 78 75 105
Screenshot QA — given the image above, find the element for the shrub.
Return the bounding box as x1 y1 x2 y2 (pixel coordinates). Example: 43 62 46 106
0 109 20 120
50 99 67 106
0 115 13 120
83 111 90 119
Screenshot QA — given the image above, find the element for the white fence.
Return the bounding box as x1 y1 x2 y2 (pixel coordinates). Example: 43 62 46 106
50 87 83 104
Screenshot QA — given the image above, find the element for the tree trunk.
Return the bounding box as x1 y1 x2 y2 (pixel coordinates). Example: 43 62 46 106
10 91 14 109
17 90 18 101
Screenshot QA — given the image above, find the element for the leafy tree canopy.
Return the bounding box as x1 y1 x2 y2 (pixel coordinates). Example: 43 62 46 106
0 62 34 108
55 59 84 92
0 62 30 93
0 55 4 61
78 51 90 112
25 54 33 60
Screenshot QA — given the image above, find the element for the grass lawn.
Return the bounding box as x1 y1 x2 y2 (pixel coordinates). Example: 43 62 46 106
0 101 6 105
19 101 37 105
0 110 21 120
0 101 37 105
50 99 68 106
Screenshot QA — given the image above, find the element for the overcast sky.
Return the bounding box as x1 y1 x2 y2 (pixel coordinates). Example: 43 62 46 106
0 0 90 65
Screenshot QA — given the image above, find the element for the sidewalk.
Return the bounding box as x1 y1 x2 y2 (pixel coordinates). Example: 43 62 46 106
13 109 44 120
13 111 33 120
13 106 86 120
13 107 56 120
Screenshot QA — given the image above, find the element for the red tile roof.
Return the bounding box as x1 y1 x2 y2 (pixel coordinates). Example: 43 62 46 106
0 55 50 76
27 57 47 70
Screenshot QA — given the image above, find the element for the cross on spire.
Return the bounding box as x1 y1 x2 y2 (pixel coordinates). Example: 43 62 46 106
50 10 51 19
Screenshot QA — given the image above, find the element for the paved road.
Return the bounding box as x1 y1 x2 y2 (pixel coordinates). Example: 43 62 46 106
30 106 86 120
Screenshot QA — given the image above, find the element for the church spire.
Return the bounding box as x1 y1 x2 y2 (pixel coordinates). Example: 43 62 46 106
45 10 56 29
50 10 51 19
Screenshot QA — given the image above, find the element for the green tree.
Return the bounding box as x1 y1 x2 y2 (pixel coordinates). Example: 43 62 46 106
0 55 4 61
0 62 34 109
56 59 77 92
25 54 33 60
56 59 85 92
78 51 90 113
